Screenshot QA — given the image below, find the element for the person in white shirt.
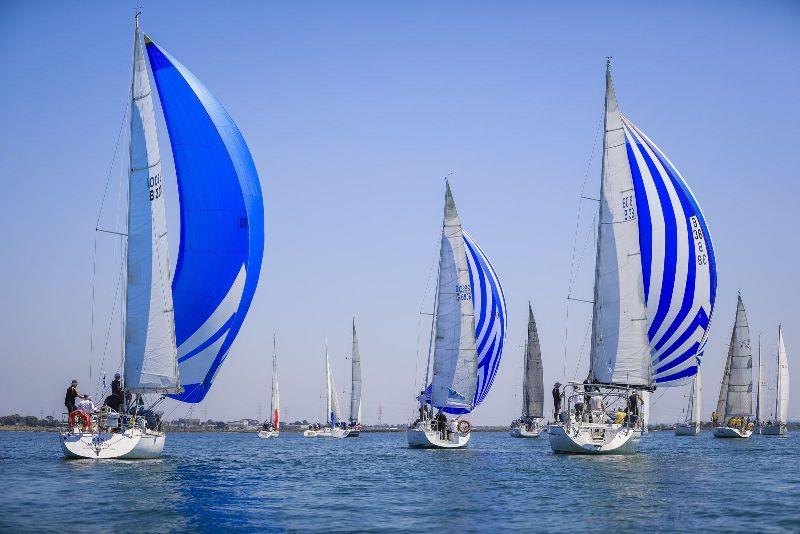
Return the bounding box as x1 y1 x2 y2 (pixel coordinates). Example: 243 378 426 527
76 397 95 414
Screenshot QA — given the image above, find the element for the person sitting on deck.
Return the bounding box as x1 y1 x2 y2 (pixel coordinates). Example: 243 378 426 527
614 408 627 425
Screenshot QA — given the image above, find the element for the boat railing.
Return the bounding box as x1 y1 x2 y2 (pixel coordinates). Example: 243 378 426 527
61 408 160 433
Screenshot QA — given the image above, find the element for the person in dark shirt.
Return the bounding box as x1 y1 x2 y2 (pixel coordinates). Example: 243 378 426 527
64 380 87 413
552 383 562 420
111 373 123 399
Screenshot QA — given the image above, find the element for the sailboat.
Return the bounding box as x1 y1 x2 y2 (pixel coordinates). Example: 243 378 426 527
407 181 507 449
346 319 363 437
761 325 789 435
305 338 350 438
258 335 280 438
549 60 718 455
713 294 754 438
61 14 263 458
510 303 545 438
675 368 701 436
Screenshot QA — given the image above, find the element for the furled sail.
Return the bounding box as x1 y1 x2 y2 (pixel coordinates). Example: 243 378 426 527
124 23 179 394
522 302 544 419
431 183 479 410
776 325 789 424
349 319 362 423
145 38 265 403
590 61 717 387
722 294 753 419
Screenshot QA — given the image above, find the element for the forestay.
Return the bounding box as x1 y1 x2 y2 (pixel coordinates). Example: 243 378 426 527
590 61 717 388
145 38 265 403
124 25 179 393
523 303 544 419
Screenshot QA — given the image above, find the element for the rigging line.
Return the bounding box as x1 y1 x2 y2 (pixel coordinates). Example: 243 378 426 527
96 249 126 399
95 99 130 228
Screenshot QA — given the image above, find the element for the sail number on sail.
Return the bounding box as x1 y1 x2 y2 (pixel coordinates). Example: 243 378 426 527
622 193 636 221
690 216 708 266
149 173 162 201
455 284 472 301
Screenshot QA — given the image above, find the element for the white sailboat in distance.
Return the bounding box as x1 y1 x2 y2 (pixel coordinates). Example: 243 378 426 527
305 338 350 438
761 325 789 435
675 368 701 436
510 303 545 438
258 335 280 438
346 319 363 437
407 181 507 449
549 60 718 454
713 294 755 438
61 13 264 458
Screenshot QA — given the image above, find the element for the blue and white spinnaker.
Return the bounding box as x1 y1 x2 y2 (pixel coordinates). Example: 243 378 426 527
144 37 265 403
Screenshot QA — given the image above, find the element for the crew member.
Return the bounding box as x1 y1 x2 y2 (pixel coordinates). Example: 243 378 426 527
552 383 562 420
64 380 87 414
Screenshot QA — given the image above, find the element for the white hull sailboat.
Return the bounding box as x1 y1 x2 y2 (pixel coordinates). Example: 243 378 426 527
258 335 280 439
408 181 507 450
60 13 264 459
760 325 790 436
675 369 702 436
713 294 755 439
305 338 350 439
510 303 545 439
550 60 717 455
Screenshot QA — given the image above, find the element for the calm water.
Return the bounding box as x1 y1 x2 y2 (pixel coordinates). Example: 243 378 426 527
1 430 798 532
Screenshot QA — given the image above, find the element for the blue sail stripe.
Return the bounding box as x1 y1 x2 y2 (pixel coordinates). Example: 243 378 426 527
656 307 709 367
655 342 699 374
625 137 653 303
177 315 235 363
655 364 697 384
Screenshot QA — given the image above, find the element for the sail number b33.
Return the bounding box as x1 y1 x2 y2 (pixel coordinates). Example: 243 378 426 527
149 173 162 202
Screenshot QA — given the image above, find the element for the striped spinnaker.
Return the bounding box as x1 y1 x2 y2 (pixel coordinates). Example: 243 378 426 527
622 116 717 386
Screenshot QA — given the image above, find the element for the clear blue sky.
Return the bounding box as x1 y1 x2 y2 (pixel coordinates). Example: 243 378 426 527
1 1 798 424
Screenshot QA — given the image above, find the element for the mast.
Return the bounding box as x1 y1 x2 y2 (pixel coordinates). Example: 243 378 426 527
325 336 332 425
350 318 362 423
694 367 702 427
521 337 529 418
776 324 788 424
270 333 278 427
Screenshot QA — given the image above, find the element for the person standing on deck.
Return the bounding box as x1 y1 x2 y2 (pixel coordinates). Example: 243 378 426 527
64 380 87 414
552 383 562 421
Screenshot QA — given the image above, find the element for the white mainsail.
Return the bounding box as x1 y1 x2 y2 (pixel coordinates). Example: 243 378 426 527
270 335 279 428
776 325 789 424
523 303 544 419
349 319 362 423
589 64 651 387
721 294 752 419
685 368 701 425
431 182 479 410
123 21 179 393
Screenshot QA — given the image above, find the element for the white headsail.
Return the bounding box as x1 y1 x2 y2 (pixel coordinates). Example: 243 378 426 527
431 182 479 410
349 319 362 423
590 65 650 386
123 21 179 393
776 325 789 424
523 303 544 419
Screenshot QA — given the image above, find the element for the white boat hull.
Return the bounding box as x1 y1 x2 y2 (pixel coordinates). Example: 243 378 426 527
60 428 165 459
305 427 350 438
674 423 700 436
548 423 640 455
510 426 543 438
406 425 470 449
713 426 752 438
257 430 279 438
760 424 787 436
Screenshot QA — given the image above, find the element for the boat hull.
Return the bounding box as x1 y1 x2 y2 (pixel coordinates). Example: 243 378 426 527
302 429 318 437
548 423 640 455
760 424 787 436
406 426 470 449
674 423 700 436
306 427 350 438
257 430 279 438
344 430 360 437
510 426 542 438
60 428 164 459
713 426 752 438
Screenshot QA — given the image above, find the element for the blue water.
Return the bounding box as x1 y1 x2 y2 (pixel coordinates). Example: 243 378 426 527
1 430 798 532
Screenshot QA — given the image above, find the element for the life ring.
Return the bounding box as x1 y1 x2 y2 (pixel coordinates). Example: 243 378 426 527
69 410 91 431
457 420 471 433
